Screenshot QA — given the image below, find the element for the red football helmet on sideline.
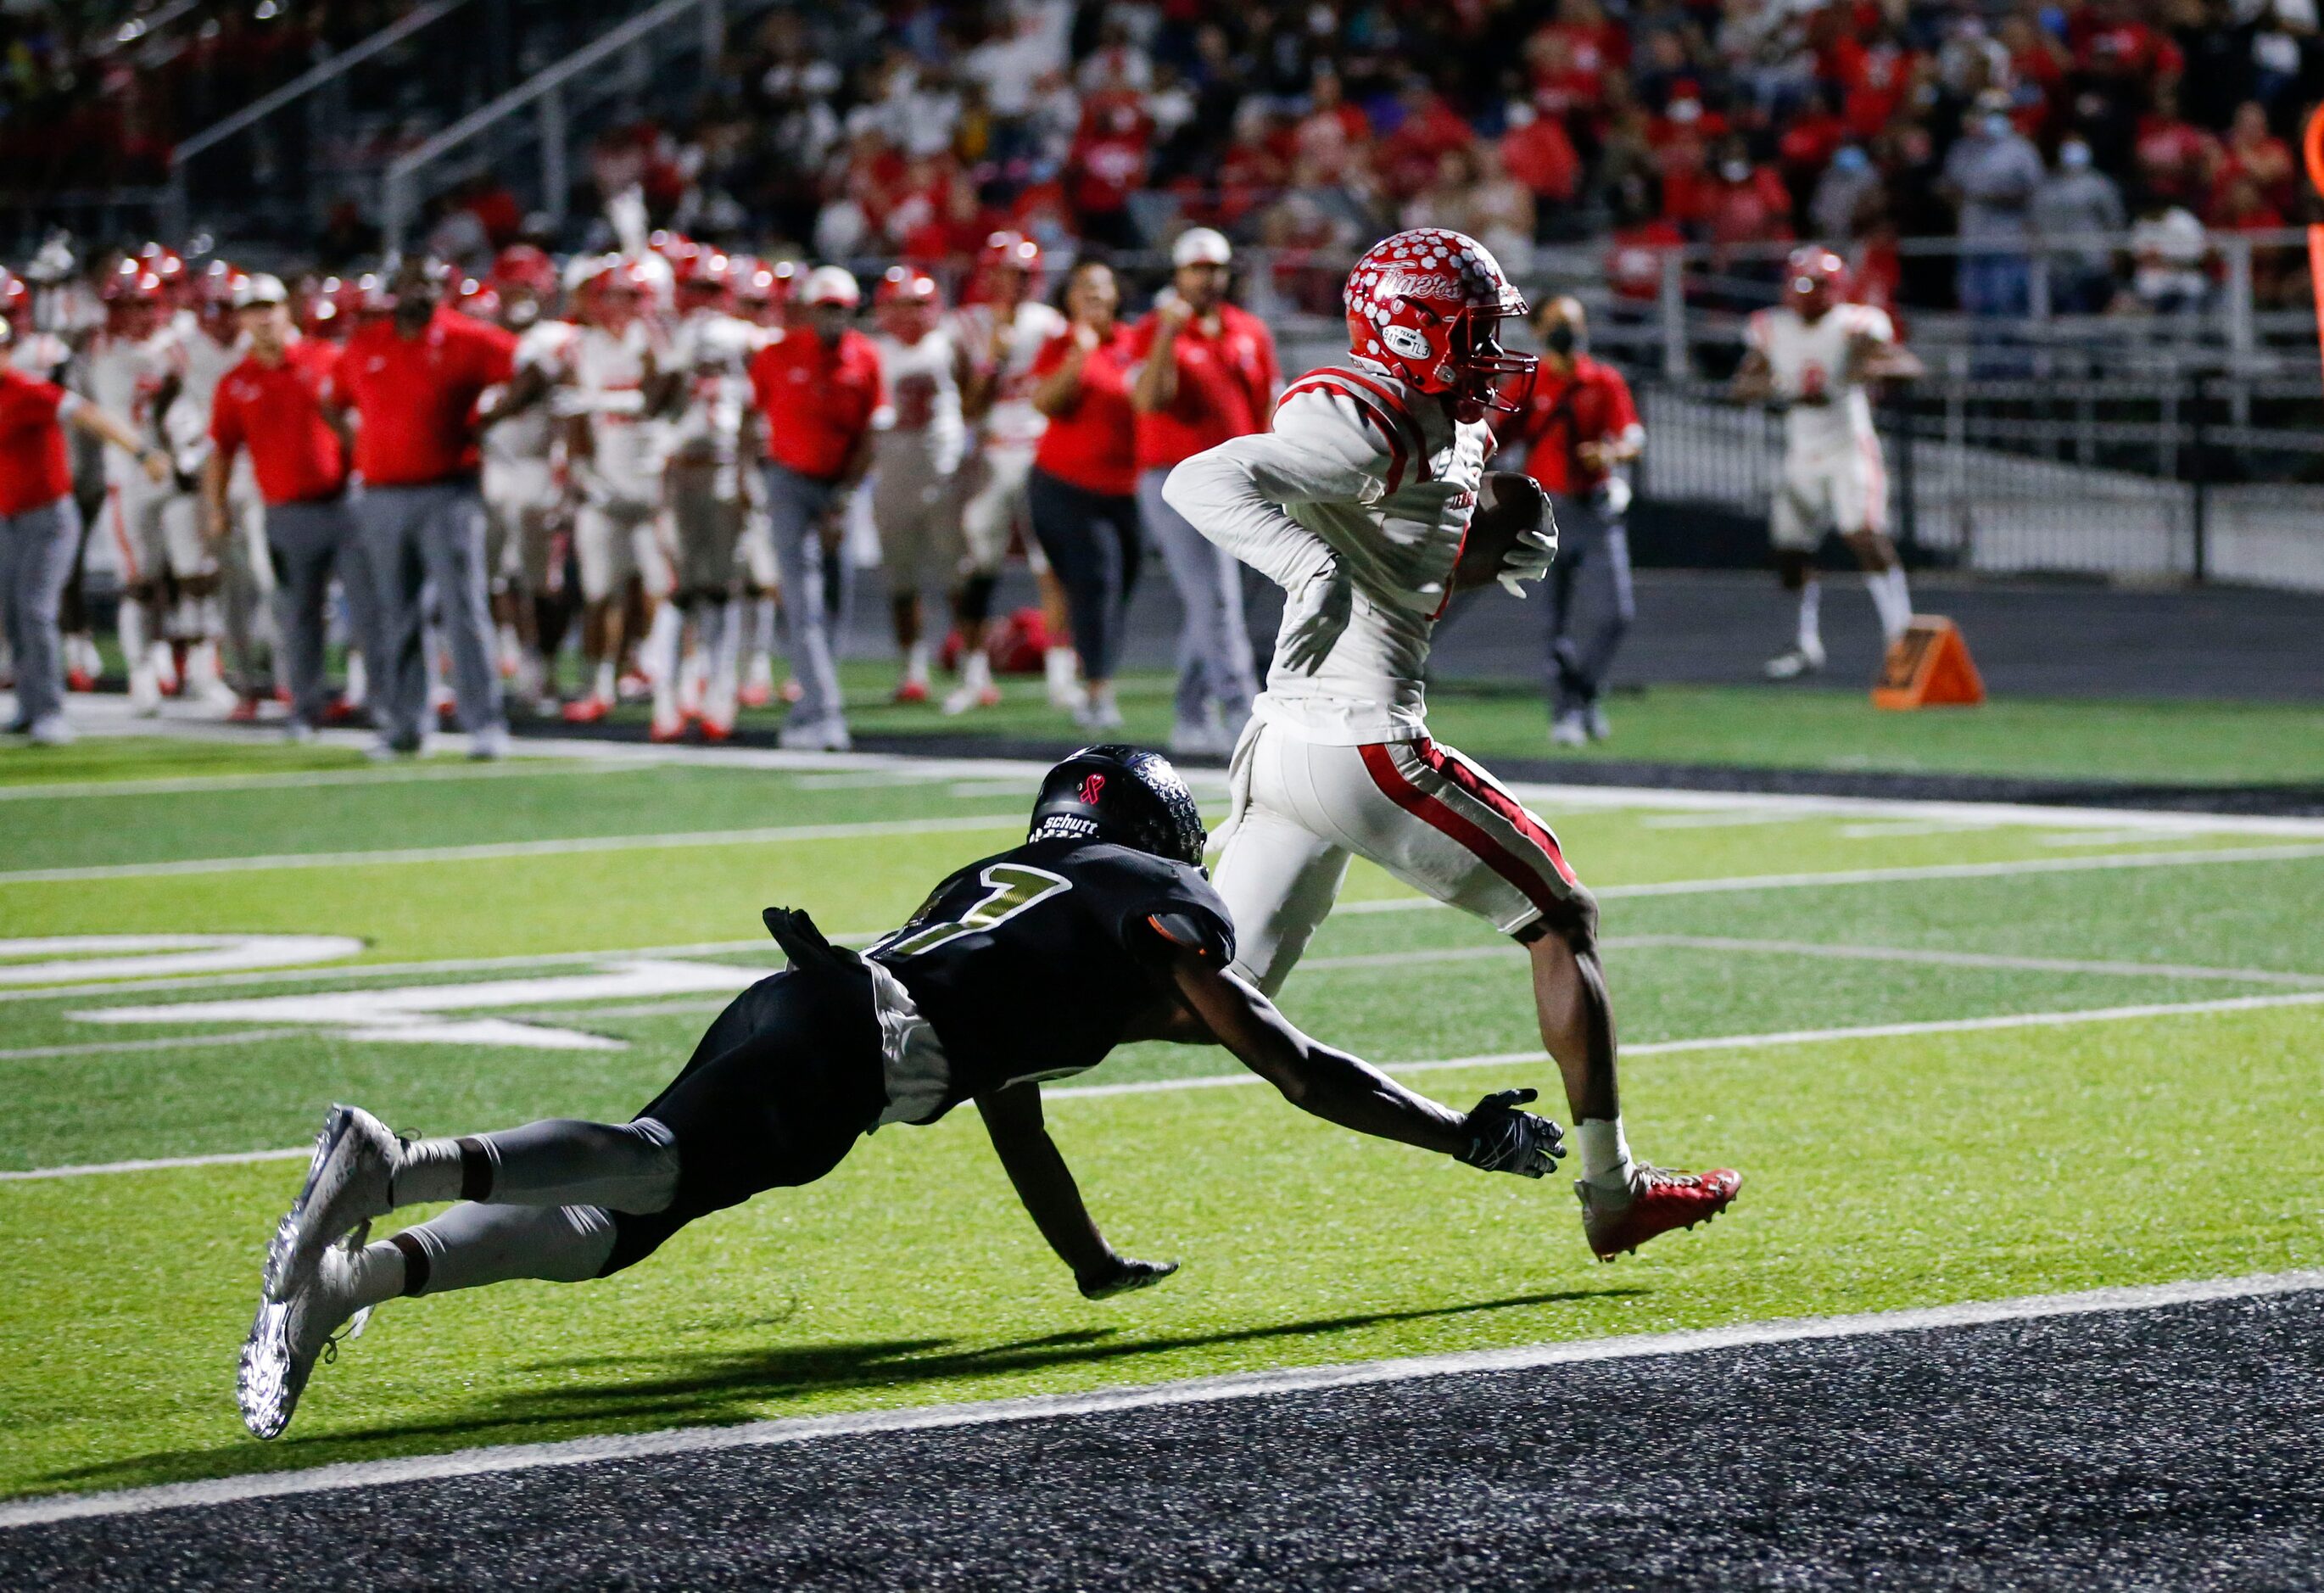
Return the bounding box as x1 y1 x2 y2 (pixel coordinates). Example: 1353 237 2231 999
489 244 558 299
733 257 797 327
190 259 248 333
1784 246 1848 320
452 274 501 321
136 242 187 304
973 230 1043 302
102 263 166 336
1344 228 1535 422
0 268 27 326
673 245 733 310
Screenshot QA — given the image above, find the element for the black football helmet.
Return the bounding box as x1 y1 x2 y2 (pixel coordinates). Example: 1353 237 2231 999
1029 745 1206 869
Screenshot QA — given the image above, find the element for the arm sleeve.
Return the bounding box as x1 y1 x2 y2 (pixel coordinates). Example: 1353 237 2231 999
1159 388 1392 591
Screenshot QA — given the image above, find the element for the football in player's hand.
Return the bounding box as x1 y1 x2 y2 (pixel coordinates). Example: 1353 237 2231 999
1453 471 1549 591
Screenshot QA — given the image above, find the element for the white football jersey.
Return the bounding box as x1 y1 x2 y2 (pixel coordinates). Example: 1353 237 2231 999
1165 359 1491 744
662 310 760 477
483 319 579 472
870 325 966 476
164 321 245 464
565 321 664 495
1745 302 1893 457
8 329 73 381
83 326 183 486
953 299 1066 453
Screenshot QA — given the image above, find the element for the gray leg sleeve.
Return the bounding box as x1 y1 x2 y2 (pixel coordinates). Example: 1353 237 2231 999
399 1201 618 1293
470 1117 680 1211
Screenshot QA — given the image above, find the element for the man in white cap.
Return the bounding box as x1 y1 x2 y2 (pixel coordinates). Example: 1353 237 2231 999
1130 226 1279 756
206 274 373 741
747 265 884 750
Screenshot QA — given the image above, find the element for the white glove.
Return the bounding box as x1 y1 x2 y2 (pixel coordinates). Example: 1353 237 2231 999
1277 560 1353 674
1497 500 1560 599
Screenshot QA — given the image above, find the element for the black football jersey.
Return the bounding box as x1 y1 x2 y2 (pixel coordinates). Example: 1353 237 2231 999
866 838 1236 1108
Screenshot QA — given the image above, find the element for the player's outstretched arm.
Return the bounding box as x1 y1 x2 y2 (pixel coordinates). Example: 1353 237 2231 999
975 1082 1178 1300
1163 947 1564 1177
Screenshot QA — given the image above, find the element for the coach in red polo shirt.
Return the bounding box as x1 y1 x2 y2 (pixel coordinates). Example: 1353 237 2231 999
1129 227 1280 757
208 273 377 741
1496 295 1644 747
332 254 518 758
747 266 883 751
1 313 167 744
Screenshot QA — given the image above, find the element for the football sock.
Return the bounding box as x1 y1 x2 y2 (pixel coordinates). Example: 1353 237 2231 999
1864 565 1912 643
1045 646 1078 692
387 1201 617 1296
960 648 993 693
1575 1116 1635 1193
904 639 932 686
344 650 368 707
592 658 617 704
1795 582 1822 655
118 598 149 672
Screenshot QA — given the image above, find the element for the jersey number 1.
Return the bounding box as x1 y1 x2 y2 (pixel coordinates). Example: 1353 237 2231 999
880 864 1072 959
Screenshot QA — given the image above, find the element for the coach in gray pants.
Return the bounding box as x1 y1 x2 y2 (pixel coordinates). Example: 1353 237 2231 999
1545 491 1635 738
359 482 502 754
761 462 852 748
271 496 376 734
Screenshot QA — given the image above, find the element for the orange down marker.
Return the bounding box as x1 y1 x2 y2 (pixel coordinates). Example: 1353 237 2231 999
1873 617 1986 710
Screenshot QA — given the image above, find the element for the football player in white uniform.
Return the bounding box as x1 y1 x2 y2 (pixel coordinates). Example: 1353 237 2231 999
86 261 202 713
651 249 763 741
729 258 794 710
1731 247 1925 679
174 260 272 715
1165 228 1741 1261
956 232 1070 713
867 266 972 706
558 255 673 723
479 246 578 711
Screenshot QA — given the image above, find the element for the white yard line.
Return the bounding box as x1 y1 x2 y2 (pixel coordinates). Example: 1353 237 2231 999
1 1268 2316 1529
0 1029 314 1064
0 813 1026 886
14 987 2324 1182
0 761 655 803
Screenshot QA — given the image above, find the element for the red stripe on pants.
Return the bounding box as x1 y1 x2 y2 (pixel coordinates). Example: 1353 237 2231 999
1414 737 1578 887
1357 741 1570 919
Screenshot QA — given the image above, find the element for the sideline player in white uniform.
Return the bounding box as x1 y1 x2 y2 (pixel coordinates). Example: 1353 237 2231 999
651 249 763 740
558 255 673 723
1165 228 1740 1261
480 246 578 710
728 258 793 709
1731 247 1925 679
174 260 272 714
85 263 203 713
868 266 970 705
955 232 1070 713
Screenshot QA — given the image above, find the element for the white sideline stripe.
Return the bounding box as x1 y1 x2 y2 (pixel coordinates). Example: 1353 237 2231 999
0 760 650 802
3 1269 2316 1530
0 1029 313 1064
0 813 1025 886
1335 840 2324 917
12 987 2324 1182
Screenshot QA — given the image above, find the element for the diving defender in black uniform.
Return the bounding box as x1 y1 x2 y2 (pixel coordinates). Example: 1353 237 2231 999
240 746 1566 1439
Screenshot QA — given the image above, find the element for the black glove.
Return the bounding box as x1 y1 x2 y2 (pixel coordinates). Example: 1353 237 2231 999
762 906 863 977
1456 1088 1565 1178
1078 1255 1179 1300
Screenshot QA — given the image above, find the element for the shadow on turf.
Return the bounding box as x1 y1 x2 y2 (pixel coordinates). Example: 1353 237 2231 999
45 1285 1642 1491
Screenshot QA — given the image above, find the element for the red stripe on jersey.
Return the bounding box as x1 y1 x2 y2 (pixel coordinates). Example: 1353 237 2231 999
1415 738 1578 887
1280 376 1410 494
1325 367 1432 483
1357 742 1573 919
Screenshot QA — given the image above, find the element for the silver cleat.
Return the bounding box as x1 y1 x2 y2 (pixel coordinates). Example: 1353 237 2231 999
265 1104 399 1304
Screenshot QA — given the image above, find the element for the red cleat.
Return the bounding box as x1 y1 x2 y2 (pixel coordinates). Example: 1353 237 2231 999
698 717 734 744
66 669 95 692
1577 1165 1741 1261
227 696 262 723
737 682 773 709
892 679 930 704
561 696 610 724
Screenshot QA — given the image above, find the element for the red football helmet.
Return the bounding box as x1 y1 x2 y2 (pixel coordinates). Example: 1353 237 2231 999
102 263 166 335
875 265 941 306
0 268 27 325
489 244 558 299
135 242 187 304
1785 246 1847 320
1344 228 1535 422
190 259 247 331
974 229 1043 302
731 257 796 326
452 275 501 321
673 246 733 309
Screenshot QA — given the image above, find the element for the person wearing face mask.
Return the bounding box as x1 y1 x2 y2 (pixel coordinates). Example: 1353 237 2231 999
2031 138 2126 314
1495 298 1643 746
1940 92 2046 317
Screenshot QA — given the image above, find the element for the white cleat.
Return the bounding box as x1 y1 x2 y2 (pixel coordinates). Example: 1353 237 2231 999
941 683 1003 717
128 668 162 718
1763 641 1826 680
266 1104 399 1304
1586 702 1613 741
777 718 852 752
1550 711 1589 748
238 1236 370 1441
1075 698 1125 733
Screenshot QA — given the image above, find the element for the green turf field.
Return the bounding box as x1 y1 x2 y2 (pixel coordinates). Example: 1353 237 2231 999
3 735 2321 1503
530 662 2324 787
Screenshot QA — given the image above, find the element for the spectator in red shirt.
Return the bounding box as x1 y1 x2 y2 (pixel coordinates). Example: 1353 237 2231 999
332 254 524 758
1130 227 1281 754
1501 103 1584 217
1495 297 1643 746
2134 85 2219 210
748 266 884 750
206 273 372 741
1 313 168 745
1026 260 1142 729
2217 101 2294 215
1377 81 1478 202
1066 92 1153 252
